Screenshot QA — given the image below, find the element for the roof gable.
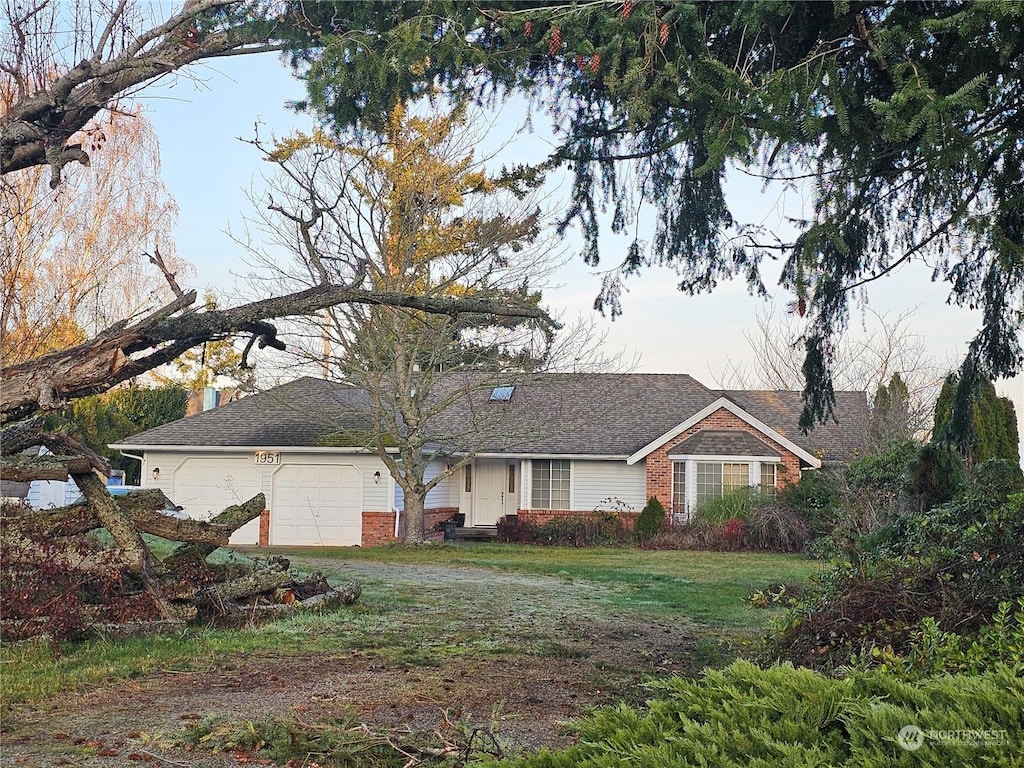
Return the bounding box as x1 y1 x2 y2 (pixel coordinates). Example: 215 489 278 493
626 397 821 467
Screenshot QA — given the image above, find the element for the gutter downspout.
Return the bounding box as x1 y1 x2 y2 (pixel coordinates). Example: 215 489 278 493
119 451 145 482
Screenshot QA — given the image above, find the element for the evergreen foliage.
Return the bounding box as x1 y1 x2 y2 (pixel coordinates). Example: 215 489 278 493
934 373 1021 468
632 495 665 541
489 661 1024 768
774 475 1024 671
58 385 188 483
869 373 912 445
285 1 1024 429
908 442 966 512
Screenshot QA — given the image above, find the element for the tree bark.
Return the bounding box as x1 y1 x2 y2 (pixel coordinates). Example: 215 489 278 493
161 493 266 570
0 455 92 482
1 288 550 421
402 491 426 544
202 569 292 603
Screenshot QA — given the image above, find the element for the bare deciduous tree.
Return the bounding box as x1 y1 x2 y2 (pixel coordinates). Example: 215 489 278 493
243 105 569 542
718 305 945 442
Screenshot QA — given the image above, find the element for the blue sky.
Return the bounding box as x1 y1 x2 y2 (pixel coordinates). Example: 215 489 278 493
140 52 1021 441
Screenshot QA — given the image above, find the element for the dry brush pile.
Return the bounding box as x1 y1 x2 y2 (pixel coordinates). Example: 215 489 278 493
1 416 359 642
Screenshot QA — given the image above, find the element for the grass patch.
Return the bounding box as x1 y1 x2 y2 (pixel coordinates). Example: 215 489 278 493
281 544 823 627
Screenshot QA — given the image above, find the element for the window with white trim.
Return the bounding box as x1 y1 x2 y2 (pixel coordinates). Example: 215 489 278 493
671 461 688 522
672 462 686 513
531 459 570 509
760 462 777 495
696 461 750 505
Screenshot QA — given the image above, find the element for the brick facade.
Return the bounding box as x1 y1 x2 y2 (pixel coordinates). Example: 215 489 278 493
361 506 460 546
645 408 803 509
258 508 270 546
361 511 397 546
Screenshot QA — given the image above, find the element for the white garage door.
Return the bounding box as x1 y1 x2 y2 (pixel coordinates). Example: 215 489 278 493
271 464 363 546
171 458 263 546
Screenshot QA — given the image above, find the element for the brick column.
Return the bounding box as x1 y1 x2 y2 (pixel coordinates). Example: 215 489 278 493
258 508 270 546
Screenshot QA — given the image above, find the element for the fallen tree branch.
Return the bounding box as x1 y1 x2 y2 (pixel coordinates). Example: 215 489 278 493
1 454 92 482
73 471 174 619
161 493 266 570
6 490 234 545
1 286 551 420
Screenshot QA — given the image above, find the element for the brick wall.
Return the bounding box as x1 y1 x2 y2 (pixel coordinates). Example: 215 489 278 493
258 509 270 546
362 511 396 546
645 408 803 508
361 506 461 546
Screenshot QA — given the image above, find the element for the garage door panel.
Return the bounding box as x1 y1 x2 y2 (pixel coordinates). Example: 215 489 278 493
173 459 261 521
271 464 363 546
171 459 263 546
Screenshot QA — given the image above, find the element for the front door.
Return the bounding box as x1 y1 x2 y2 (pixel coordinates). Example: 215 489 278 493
473 459 518 526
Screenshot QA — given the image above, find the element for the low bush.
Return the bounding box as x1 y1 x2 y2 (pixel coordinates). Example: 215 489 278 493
852 598 1024 678
496 513 629 547
651 489 812 553
776 469 842 536
632 496 665 542
492 661 1024 768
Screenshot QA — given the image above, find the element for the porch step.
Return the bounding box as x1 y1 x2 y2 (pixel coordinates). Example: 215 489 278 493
454 526 498 542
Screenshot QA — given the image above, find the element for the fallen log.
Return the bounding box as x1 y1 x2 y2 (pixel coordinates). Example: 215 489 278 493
197 582 362 622
0 454 93 482
301 583 362 610
161 493 266 571
203 569 292 603
6 490 233 545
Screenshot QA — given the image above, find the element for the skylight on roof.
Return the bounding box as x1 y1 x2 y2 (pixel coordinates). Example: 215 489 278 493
490 385 514 402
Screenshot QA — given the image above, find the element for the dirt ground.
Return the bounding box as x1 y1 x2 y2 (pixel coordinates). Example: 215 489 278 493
2 557 714 767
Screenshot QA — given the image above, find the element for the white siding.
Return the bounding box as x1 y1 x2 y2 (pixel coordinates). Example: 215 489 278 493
27 477 82 509
570 460 647 512
424 459 458 508
393 458 458 511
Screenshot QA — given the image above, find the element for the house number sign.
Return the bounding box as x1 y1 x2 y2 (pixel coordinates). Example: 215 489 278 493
253 451 281 465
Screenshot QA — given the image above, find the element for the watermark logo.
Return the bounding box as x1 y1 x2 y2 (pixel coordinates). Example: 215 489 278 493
898 725 924 751
897 724 1010 751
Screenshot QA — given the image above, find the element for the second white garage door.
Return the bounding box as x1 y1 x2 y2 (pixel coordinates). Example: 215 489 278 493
271 463 363 546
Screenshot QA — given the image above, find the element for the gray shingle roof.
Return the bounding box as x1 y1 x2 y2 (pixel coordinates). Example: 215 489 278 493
668 430 782 458
717 389 870 462
115 374 869 463
114 378 375 447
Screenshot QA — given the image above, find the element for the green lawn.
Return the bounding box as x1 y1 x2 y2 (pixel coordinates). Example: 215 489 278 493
282 544 824 625
1 546 820 706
